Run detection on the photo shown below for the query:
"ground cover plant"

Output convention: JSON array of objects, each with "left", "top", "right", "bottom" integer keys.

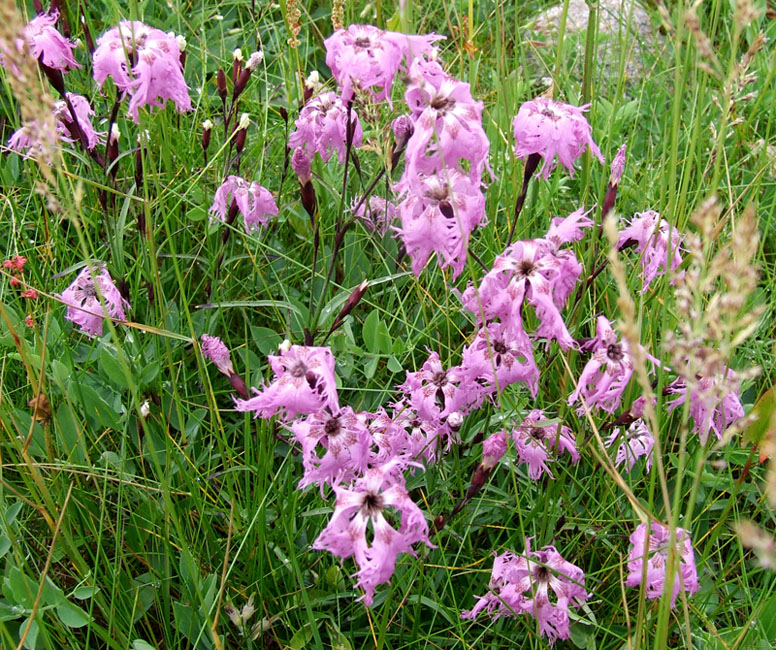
[{"left": 0, "top": 0, "right": 775, "bottom": 648}]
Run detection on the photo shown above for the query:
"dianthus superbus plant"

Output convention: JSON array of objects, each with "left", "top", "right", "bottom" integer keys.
[{"left": 1, "top": 1, "right": 774, "bottom": 649}]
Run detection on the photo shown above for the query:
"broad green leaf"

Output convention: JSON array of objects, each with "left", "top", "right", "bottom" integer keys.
[
  {"left": 362, "top": 310, "right": 379, "bottom": 354},
  {"left": 56, "top": 601, "right": 91, "bottom": 628}
]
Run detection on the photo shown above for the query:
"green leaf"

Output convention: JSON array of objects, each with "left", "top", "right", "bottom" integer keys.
[
  {"left": 288, "top": 623, "right": 314, "bottom": 650},
  {"left": 21, "top": 615, "right": 38, "bottom": 650},
  {"left": 50, "top": 359, "right": 71, "bottom": 390},
  {"left": 56, "top": 601, "right": 91, "bottom": 628},
  {"left": 99, "top": 347, "right": 129, "bottom": 390},
  {"left": 387, "top": 356, "right": 403, "bottom": 373},
  {"left": 72, "top": 585, "right": 100, "bottom": 600},
  {"left": 364, "top": 355, "right": 379, "bottom": 379},
  {"left": 362, "top": 310, "right": 379, "bottom": 354},
  {"left": 139, "top": 362, "right": 160, "bottom": 386},
  {"left": 375, "top": 320, "right": 392, "bottom": 355},
  {"left": 132, "top": 641, "right": 158, "bottom": 650},
  {"left": 252, "top": 326, "right": 282, "bottom": 355}
]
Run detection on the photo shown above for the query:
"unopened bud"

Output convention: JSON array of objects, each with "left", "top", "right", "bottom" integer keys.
[
  {"left": 447, "top": 411, "right": 463, "bottom": 432},
  {"left": 291, "top": 147, "right": 311, "bottom": 182},
  {"left": 304, "top": 70, "right": 323, "bottom": 93},
  {"left": 201, "top": 119, "right": 213, "bottom": 154},
  {"left": 279, "top": 339, "right": 292, "bottom": 353},
  {"left": 232, "top": 49, "right": 243, "bottom": 83},
  {"left": 217, "top": 68, "right": 227, "bottom": 102},
  {"left": 176, "top": 34, "right": 187, "bottom": 52},
  {"left": 247, "top": 51, "right": 264, "bottom": 70},
  {"left": 609, "top": 144, "right": 626, "bottom": 188},
  {"left": 140, "top": 400, "right": 151, "bottom": 418},
  {"left": 238, "top": 113, "right": 250, "bottom": 130}
]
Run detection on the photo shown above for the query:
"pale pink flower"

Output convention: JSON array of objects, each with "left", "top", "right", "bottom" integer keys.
[
  {"left": 54, "top": 94, "right": 105, "bottom": 150},
  {"left": 58, "top": 264, "right": 129, "bottom": 337},
  {"left": 463, "top": 540, "right": 589, "bottom": 645},
  {"left": 7, "top": 119, "right": 59, "bottom": 161},
  {"left": 0, "top": 10, "right": 80, "bottom": 72},
  {"left": 481, "top": 430, "right": 507, "bottom": 469},
  {"left": 93, "top": 21, "right": 192, "bottom": 122},
  {"left": 393, "top": 169, "right": 486, "bottom": 279},
  {"left": 606, "top": 418, "right": 654, "bottom": 472},
  {"left": 617, "top": 210, "right": 683, "bottom": 292},
  {"left": 288, "top": 91, "right": 363, "bottom": 164},
  {"left": 291, "top": 407, "right": 372, "bottom": 489},
  {"left": 399, "top": 350, "right": 475, "bottom": 423},
  {"left": 234, "top": 344, "right": 339, "bottom": 420},
  {"left": 666, "top": 370, "right": 745, "bottom": 444},
  {"left": 324, "top": 24, "right": 442, "bottom": 104},
  {"left": 512, "top": 97, "right": 603, "bottom": 179},
  {"left": 352, "top": 196, "right": 396, "bottom": 236},
  {"left": 625, "top": 521, "right": 700, "bottom": 607},
  {"left": 209, "top": 175, "right": 278, "bottom": 232},
  {"left": 610, "top": 144, "right": 627, "bottom": 187},
  {"left": 460, "top": 321, "right": 539, "bottom": 399},
  {"left": 200, "top": 335, "right": 235, "bottom": 376},
  {"left": 568, "top": 316, "right": 635, "bottom": 413},
  {"left": 401, "top": 57, "right": 491, "bottom": 187},
  {"left": 511, "top": 410, "right": 579, "bottom": 480},
  {"left": 312, "top": 462, "right": 434, "bottom": 605}
]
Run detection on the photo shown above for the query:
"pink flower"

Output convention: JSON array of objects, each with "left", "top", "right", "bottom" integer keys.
[
  {"left": 512, "top": 98, "right": 603, "bottom": 179},
  {"left": 511, "top": 410, "right": 579, "bottom": 480},
  {"left": 54, "top": 94, "right": 105, "bottom": 150},
  {"left": 666, "top": 370, "right": 745, "bottom": 444},
  {"left": 393, "top": 169, "right": 486, "bottom": 279},
  {"left": 568, "top": 316, "right": 635, "bottom": 413},
  {"left": 606, "top": 418, "right": 654, "bottom": 472},
  {"left": 545, "top": 205, "right": 595, "bottom": 247},
  {"left": 461, "top": 321, "right": 539, "bottom": 398},
  {"left": 93, "top": 21, "right": 192, "bottom": 122},
  {"left": 462, "top": 240, "right": 576, "bottom": 349},
  {"left": 324, "top": 25, "right": 442, "bottom": 104},
  {"left": 352, "top": 196, "right": 396, "bottom": 236},
  {"left": 291, "top": 407, "right": 372, "bottom": 489},
  {"left": 58, "top": 264, "right": 130, "bottom": 337},
  {"left": 200, "top": 334, "right": 235, "bottom": 376},
  {"left": 463, "top": 540, "right": 589, "bottom": 645},
  {"left": 312, "top": 462, "right": 434, "bottom": 605},
  {"left": 625, "top": 521, "right": 700, "bottom": 607},
  {"left": 209, "top": 175, "right": 278, "bottom": 232},
  {"left": 618, "top": 210, "right": 684, "bottom": 292},
  {"left": 7, "top": 118, "right": 59, "bottom": 161},
  {"left": 234, "top": 344, "right": 338, "bottom": 420},
  {"left": 401, "top": 57, "right": 491, "bottom": 188},
  {"left": 288, "top": 91, "right": 363, "bottom": 164},
  {"left": 0, "top": 11, "right": 80, "bottom": 72},
  {"left": 481, "top": 430, "right": 507, "bottom": 469},
  {"left": 610, "top": 144, "right": 627, "bottom": 187},
  {"left": 399, "top": 350, "right": 474, "bottom": 422}
]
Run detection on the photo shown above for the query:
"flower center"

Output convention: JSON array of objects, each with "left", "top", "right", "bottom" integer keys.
[
  {"left": 540, "top": 107, "right": 561, "bottom": 122},
  {"left": 518, "top": 259, "right": 536, "bottom": 277},
  {"left": 432, "top": 370, "right": 448, "bottom": 387},
  {"left": 361, "top": 492, "right": 384, "bottom": 517},
  {"left": 290, "top": 361, "right": 308, "bottom": 378},
  {"left": 493, "top": 340, "right": 508, "bottom": 355},
  {"left": 534, "top": 566, "right": 551, "bottom": 582},
  {"left": 528, "top": 427, "right": 546, "bottom": 441},
  {"left": 607, "top": 343, "right": 624, "bottom": 362},
  {"left": 354, "top": 37, "right": 372, "bottom": 49},
  {"left": 429, "top": 95, "right": 455, "bottom": 114},
  {"left": 324, "top": 416, "right": 340, "bottom": 436}
]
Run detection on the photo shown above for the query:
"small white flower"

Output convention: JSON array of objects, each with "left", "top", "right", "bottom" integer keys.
[
  {"left": 110, "top": 124, "right": 120, "bottom": 143},
  {"left": 278, "top": 339, "right": 292, "bottom": 353},
  {"left": 202, "top": 119, "right": 214, "bottom": 131},
  {"left": 176, "top": 34, "right": 188, "bottom": 52},
  {"left": 247, "top": 51, "right": 264, "bottom": 70},
  {"left": 238, "top": 113, "right": 251, "bottom": 130},
  {"left": 140, "top": 400, "right": 151, "bottom": 418},
  {"left": 304, "top": 70, "right": 323, "bottom": 92},
  {"left": 233, "top": 48, "right": 244, "bottom": 61}
]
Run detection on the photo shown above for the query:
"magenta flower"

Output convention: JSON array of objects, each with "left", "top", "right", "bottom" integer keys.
[
  {"left": 666, "top": 370, "right": 745, "bottom": 444},
  {"left": 324, "top": 24, "right": 442, "bottom": 104},
  {"left": 461, "top": 321, "right": 539, "bottom": 398},
  {"left": 7, "top": 118, "right": 59, "bottom": 161},
  {"left": 394, "top": 169, "right": 486, "bottom": 279},
  {"left": 463, "top": 540, "right": 589, "bottom": 645},
  {"left": 93, "top": 21, "right": 192, "bottom": 122},
  {"left": 291, "top": 407, "right": 372, "bottom": 489},
  {"left": 288, "top": 91, "right": 363, "bottom": 164},
  {"left": 0, "top": 10, "right": 80, "bottom": 72},
  {"left": 568, "top": 316, "right": 635, "bottom": 413},
  {"left": 481, "top": 430, "right": 507, "bottom": 469},
  {"left": 618, "top": 210, "right": 684, "bottom": 292},
  {"left": 312, "top": 462, "right": 434, "bottom": 605},
  {"left": 511, "top": 410, "right": 579, "bottom": 480},
  {"left": 234, "top": 344, "right": 339, "bottom": 420},
  {"left": 401, "top": 57, "right": 491, "bottom": 187},
  {"left": 209, "top": 175, "right": 278, "bottom": 233},
  {"left": 512, "top": 97, "right": 603, "bottom": 179},
  {"left": 610, "top": 144, "right": 627, "bottom": 187},
  {"left": 58, "top": 264, "right": 129, "bottom": 337},
  {"left": 625, "top": 521, "right": 700, "bottom": 607},
  {"left": 606, "top": 418, "right": 654, "bottom": 472},
  {"left": 200, "top": 334, "right": 235, "bottom": 376}
]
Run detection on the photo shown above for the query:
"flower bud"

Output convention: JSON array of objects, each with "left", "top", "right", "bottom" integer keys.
[{"left": 217, "top": 68, "right": 227, "bottom": 103}]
